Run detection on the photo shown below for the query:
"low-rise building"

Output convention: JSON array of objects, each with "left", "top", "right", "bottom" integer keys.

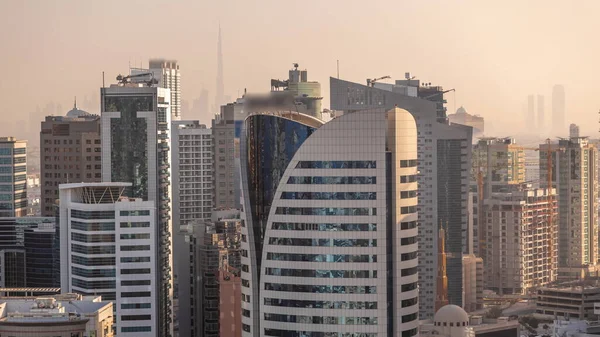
[
  {"left": 536, "top": 283, "right": 600, "bottom": 320},
  {"left": 420, "top": 304, "right": 520, "bottom": 337},
  {"left": 0, "top": 296, "right": 113, "bottom": 337}
]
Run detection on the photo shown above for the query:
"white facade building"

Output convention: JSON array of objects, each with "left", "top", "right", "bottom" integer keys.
[
  {"left": 132, "top": 59, "right": 181, "bottom": 121},
  {"left": 59, "top": 182, "right": 157, "bottom": 336},
  {"left": 240, "top": 108, "right": 419, "bottom": 336}
]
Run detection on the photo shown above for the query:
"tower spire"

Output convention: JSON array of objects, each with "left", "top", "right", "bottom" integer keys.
[{"left": 74, "top": 96, "right": 77, "bottom": 109}]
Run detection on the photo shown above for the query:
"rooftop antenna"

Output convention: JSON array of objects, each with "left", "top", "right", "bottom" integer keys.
[{"left": 337, "top": 60, "right": 339, "bottom": 79}]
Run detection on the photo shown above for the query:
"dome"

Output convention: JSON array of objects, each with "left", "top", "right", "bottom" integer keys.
[
  {"left": 434, "top": 304, "right": 469, "bottom": 324},
  {"left": 456, "top": 106, "right": 467, "bottom": 115},
  {"left": 66, "top": 97, "right": 90, "bottom": 118}
]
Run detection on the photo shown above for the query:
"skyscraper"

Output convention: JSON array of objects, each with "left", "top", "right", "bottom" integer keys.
[
  {"left": 541, "top": 136, "right": 599, "bottom": 280},
  {"left": 59, "top": 182, "right": 157, "bottom": 336},
  {"left": 101, "top": 83, "right": 174, "bottom": 336},
  {"left": 537, "top": 95, "right": 545, "bottom": 131},
  {"left": 131, "top": 59, "right": 182, "bottom": 121},
  {"left": 0, "top": 137, "right": 27, "bottom": 217},
  {"left": 330, "top": 76, "right": 472, "bottom": 319},
  {"left": 240, "top": 107, "right": 419, "bottom": 336},
  {"left": 215, "top": 25, "right": 225, "bottom": 110},
  {"left": 552, "top": 85, "right": 566, "bottom": 134},
  {"left": 39, "top": 104, "right": 101, "bottom": 216},
  {"left": 212, "top": 100, "right": 242, "bottom": 210},
  {"left": 527, "top": 95, "right": 535, "bottom": 129}
]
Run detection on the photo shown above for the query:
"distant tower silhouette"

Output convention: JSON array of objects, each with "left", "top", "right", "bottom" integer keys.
[
  {"left": 435, "top": 227, "right": 449, "bottom": 312},
  {"left": 527, "top": 95, "right": 536, "bottom": 129},
  {"left": 215, "top": 24, "right": 225, "bottom": 109},
  {"left": 552, "top": 85, "right": 566, "bottom": 134},
  {"left": 537, "top": 95, "right": 545, "bottom": 131}
]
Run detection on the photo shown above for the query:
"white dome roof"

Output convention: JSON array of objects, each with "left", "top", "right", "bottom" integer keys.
[
  {"left": 434, "top": 304, "right": 469, "bottom": 324},
  {"left": 456, "top": 106, "right": 467, "bottom": 114}
]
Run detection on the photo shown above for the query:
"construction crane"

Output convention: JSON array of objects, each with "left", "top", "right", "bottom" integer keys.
[
  {"left": 422, "top": 88, "right": 455, "bottom": 100},
  {"left": 116, "top": 72, "right": 158, "bottom": 86},
  {"left": 366, "top": 75, "right": 391, "bottom": 87}
]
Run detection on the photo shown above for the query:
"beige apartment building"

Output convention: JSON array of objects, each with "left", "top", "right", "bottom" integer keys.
[
  {"left": 39, "top": 104, "right": 100, "bottom": 216},
  {"left": 483, "top": 184, "right": 558, "bottom": 295}
]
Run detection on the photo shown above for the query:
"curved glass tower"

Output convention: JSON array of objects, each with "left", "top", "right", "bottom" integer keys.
[{"left": 240, "top": 109, "right": 419, "bottom": 337}]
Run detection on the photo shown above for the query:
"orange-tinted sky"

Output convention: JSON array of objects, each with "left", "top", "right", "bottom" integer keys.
[{"left": 1, "top": 0, "right": 599, "bottom": 142}]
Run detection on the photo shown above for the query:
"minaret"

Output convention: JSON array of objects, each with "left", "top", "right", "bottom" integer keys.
[
  {"left": 435, "top": 227, "right": 449, "bottom": 312},
  {"left": 215, "top": 24, "right": 224, "bottom": 108}
]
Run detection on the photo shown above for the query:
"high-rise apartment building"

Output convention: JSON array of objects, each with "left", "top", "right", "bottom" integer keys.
[
  {"left": 541, "top": 137, "right": 599, "bottom": 280},
  {"left": 132, "top": 59, "right": 181, "bottom": 121},
  {"left": 483, "top": 184, "right": 558, "bottom": 295},
  {"left": 212, "top": 101, "right": 240, "bottom": 210},
  {"left": 40, "top": 104, "right": 101, "bottom": 216},
  {"left": 330, "top": 76, "right": 472, "bottom": 319},
  {"left": 0, "top": 137, "right": 27, "bottom": 217},
  {"left": 570, "top": 123, "right": 580, "bottom": 138},
  {"left": 537, "top": 95, "right": 545, "bottom": 131},
  {"left": 552, "top": 85, "right": 566, "bottom": 135},
  {"left": 59, "top": 182, "right": 157, "bottom": 336},
  {"left": 101, "top": 83, "right": 173, "bottom": 337},
  {"left": 177, "top": 209, "right": 242, "bottom": 337},
  {"left": 462, "top": 254, "right": 483, "bottom": 312},
  {"left": 240, "top": 107, "right": 419, "bottom": 336}
]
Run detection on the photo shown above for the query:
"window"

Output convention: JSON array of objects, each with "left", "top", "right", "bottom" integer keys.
[
  {"left": 121, "top": 291, "right": 151, "bottom": 298},
  {"left": 275, "top": 207, "right": 377, "bottom": 216},
  {"left": 121, "top": 326, "right": 151, "bottom": 333},
  {"left": 121, "top": 280, "right": 151, "bottom": 286},
  {"left": 272, "top": 223, "right": 376, "bottom": 231},
  {"left": 400, "top": 206, "right": 417, "bottom": 214},
  {"left": 71, "top": 232, "right": 115, "bottom": 243},
  {"left": 71, "top": 221, "right": 115, "bottom": 231},
  {"left": 400, "top": 159, "right": 418, "bottom": 167},
  {"left": 401, "top": 297, "right": 418, "bottom": 308},
  {"left": 71, "top": 210, "right": 114, "bottom": 219},
  {"left": 121, "top": 245, "right": 150, "bottom": 251},
  {"left": 120, "top": 233, "right": 150, "bottom": 240},
  {"left": 265, "top": 283, "right": 375, "bottom": 294},
  {"left": 267, "top": 253, "right": 376, "bottom": 263},
  {"left": 268, "top": 237, "right": 376, "bottom": 247},
  {"left": 400, "top": 175, "right": 417, "bottom": 183},
  {"left": 265, "top": 268, "right": 373, "bottom": 278},
  {"left": 401, "top": 282, "right": 418, "bottom": 292},
  {"left": 400, "top": 221, "right": 418, "bottom": 230},
  {"left": 401, "top": 267, "right": 418, "bottom": 277},
  {"left": 71, "top": 244, "right": 115, "bottom": 255},
  {"left": 264, "top": 313, "right": 377, "bottom": 325},
  {"left": 400, "top": 190, "right": 418, "bottom": 199},
  {"left": 72, "top": 278, "right": 116, "bottom": 289},
  {"left": 295, "top": 161, "right": 376, "bottom": 169},
  {"left": 121, "top": 303, "right": 151, "bottom": 309},
  {"left": 287, "top": 176, "right": 376, "bottom": 184},
  {"left": 72, "top": 255, "right": 115, "bottom": 266},
  {"left": 121, "top": 256, "right": 151, "bottom": 263},
  {"left": 121, "top": 315, "right": 152, "bottom": 321},
  {"left": 72, "top": 266, "right": 115, "bottom": 278},
  {"left": 264, "top": 298, "right": 377, "bottom": 309},
  {"left": 280, "top": 192, "right": 376, "bottom": 200},
  {"left": 120, "top": 222, "right": 150, "bottom": 228},
  {"left": 120, "top": 268, "right": 151, "bottom": 275},
  {"left": 401, "top": 236, "right": 417, "bottom": 245},
  {"left": 120, "top": 210, "right": 150, "bottom": 216}
]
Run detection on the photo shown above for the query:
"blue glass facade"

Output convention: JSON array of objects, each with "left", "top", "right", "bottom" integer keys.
[{"left": 242, "top": 114, "right": 316, "bottom": 280}]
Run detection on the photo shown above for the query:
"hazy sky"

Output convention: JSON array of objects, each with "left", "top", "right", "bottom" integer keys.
[{"left": 2, "top": 0, "right": 600, "bottom": 143}]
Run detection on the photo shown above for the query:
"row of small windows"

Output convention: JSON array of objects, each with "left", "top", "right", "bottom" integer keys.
[
  {"left": 72, "top": 266, "right": 116, "bottom": 278},
  {"left": 401, "top": 221, "right": 418, "bottom": 230},
  {"left": 401, "top": 236, "right": 417, "bottom": 246},
  {"left": 400, "top": 159, "right": 418, "bottom": 168},
  {"left": 121, "top": 303, "right": 151, "bottom": 309},
  {"left": 0, "top": 183, "right": 24, "bottom": 192},
  {"left": 120, "top": 233, "right": 150, "bottom": 240},
  {"left": 121, "top": 315, "right": 152, "bottom": 321},
  {"left": 401, "top": 266, "right": 418, "bottom": 277},
  {"left": 401, "top": 206, "right": 417, "bottom": 214},
  {"left": 71, "top": 232, "right": 114, "bottom": 243},
  {"left": 121, "top": 326, "right": 151, "bottom": 333},
  {"left": 265, "top": 330, "right": 376, "bottom": 337},
  {"left": 280, "top": 192, "right": 376, "bottom": 200},
  {"left": 272, "top": 222, "right": 377, "bottom": 231},
  {"left": 71, "top": 221, "right": 115, "bottom": 231},
  {"left": 402, "top": 282, "right": 418, "bottom": 292},
  {"left": 264, "top": 313, "right": 378, "bottom": 325},
  {"left": 72, "top": 255, "right": 115, "bottom": 266},
  {"left": 265, "top": 283, "right": 376, "bottom": 294},
  {"left": 400, "top": 175, "right": 417, "bottom": 183},
  {"left": 401, "top": 252, "right": 418, "bottom": 261},
  {"left": 0, "top": 158, "right": 25, "bottom": 164},
  {"left": 275, "top": 207, "right": 377, "bottom": 216},
  {"left": 71, "top": 244, "right": 115, "bottom": 255},
  {"left": 121, "top": 291, "right": 151, "bottom": 298},
  {"left": 265, "top": 268, "right": 375, "bottom": 279},
  {"left": 121, "top": 256, "right": 151, "bottom": 263},
  {"left": 122, "top": 279, "right": 151, "bottom": 286},
  {"left": 71, "top": 209, "right": 115, "bottom": 219},
  {"left": 264, "top": 298, "right": 377, "bottom": 309},
  {"left": 121, "top": 245, "right": 150, "bottom": 251},
  {"left": 287, "top": 176, "right": 376, "bottom": 185},
  {"left": 401, "top": 297, "right": 418, "bottom": 308},
  {"left": 120, "top": 210, "right": 150, "bottom": 216},
  {"left": 72, "top": 278, "right": 115, "bottom": 289},
  {"left": 402, "top": 328, "right": 418, "bottom": 337},
  {"left": 121, "top": 268, "right": 151, "bottom": 275},
  {"left": 268, "top": 237, "right": 377, "bottom": 247},
  {"left": 295, "top": 161, "right": 376, "bottom": 169},
  {"left": 435, "top": 321, "right": 469, "bottom": 327},
  {"left": 120, "top": 221, "right": 150, "bottom": 228},
  {"left": 267, "top": 252, "right": 377, "bottom": 263}
]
